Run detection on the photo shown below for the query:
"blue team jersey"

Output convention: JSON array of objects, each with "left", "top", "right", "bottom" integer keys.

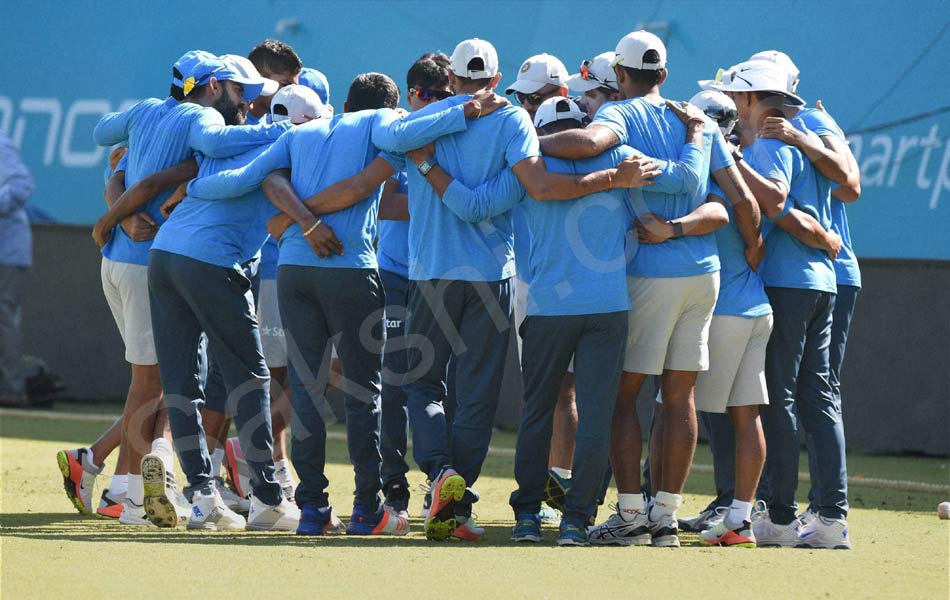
[
  {"left": 441, "top": 146, "right": 640, "bottom": 316},
  {"left": 795, "top": 108, "right": 861, "bottom": 288},
  {"left": 377, "top": 169, "right": 411, "bottom": 278},
  {"left": 707, "top": 182, "right": 771, "bottom": 317},
  {"left": 151, "top": 144, "right": 275, "bottom": 270},
  {"left": 592, "top": 97, "right": 729, "bottom": 278},
  {"left": 93, "top": 98, "right": 287, "bottom": 265},
  {"left": 402, "top": 95, "right": 540, "bottom": 282},
  {"left": 259, "top": 237, "right": 279, "bottom": 279},
  {"left": 188, "top": 103, "right": 469, "bottom": 270},
  {"left": 747, "top": 137, "right": 837, "bottom": 293},
  {"left": 512, "top": 204, "right": 531, "bottom": 284}
]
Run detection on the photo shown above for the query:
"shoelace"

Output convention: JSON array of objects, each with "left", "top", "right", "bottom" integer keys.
[
  {"left": 751, "top": 499, "right": 769, "bottom": 522},
  {"left": 417, "top": 480, "right": 431, "bottom": 494}
]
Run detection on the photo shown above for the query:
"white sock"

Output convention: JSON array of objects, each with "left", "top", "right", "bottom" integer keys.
[
  {"left": 151, "top": 438, "right": 176, "bottom": 476},
  {"left": 81, "top": 449, "right": 103, "bottom": 474},
  {"left": 550, "top": 467, "right": 572, "bottom": 479},
  {"left": 109, "top": 474, "right": 128, "bottom": 496},
  {"left": 211, "top": 448, "right": 225, "bottom": 479},
  {"left": 128, "top": 474, "right": 144, "bottom": 505},
  {"left": 726, "top": 499, "right": 753, "bottom": 528},
  {"left": 617, "top": 493, "right": 646, "bottom": 521},
  {"left": 650, "top": 491, "right": 683, "bottom": 521}
]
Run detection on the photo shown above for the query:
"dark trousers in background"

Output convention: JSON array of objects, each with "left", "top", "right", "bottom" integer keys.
[
  {"left": 509, "top": 312, "right": 627, "bottom": 528},
  {"left": 278, "top": 265, "right": 385, "bottom": 510},
  {"left": 807, "top": 284, "right": 859, "bottom": 509},
  {"left": 402, "top": 278, "right": 512, "bottom": 516},
  {"left": 0, "top": 265, "right": 26, "bottom": 395},
  {"left": 759, "top": 287, "right": 847, "bottom": 525},
  {"left": 148, "top": 250, "right": 280, "bottom": 505},
  {"left": 379, "top": 268, "right": 411, "bottom": 495}
]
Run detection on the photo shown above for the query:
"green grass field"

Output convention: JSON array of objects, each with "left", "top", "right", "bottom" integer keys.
[{"left": 2, "top": 406, "right": 948, "bottom": 599}]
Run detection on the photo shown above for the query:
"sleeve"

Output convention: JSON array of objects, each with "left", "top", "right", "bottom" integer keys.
[
  {"left": 187, "top": 109, "right": 291, "bottom": 158},
  {"left": 644, "top": 142, "right": 705, "bottom": 195},
  {"left": 709, "top": 128, "right": 735, "bottom": 172},
  {"left": 186, "top": 131, "right": 293, "bottom": 200},
  {"left": 750, "top": 140, "right": 794, "bottom": 189},
  {"left": 93, "top": 99, "right": 152, "bottom": 146},
  {"left": 590, "top": 103, "right": 629, "bottom": 146},
  {"left": 371, "top": 105, "right": 468, "bottom": 153},
  {"left": 0, "top": 149, "right": 33, "bottom": 217},
  {"left": 797, "top": 109, "right": 845, "bottom": 140},
  {"left": 504, "top": 110, "right": 541, "bottom": 167},
  {"left": 440, "top": 168, "right": 526, "bottom": 223},
  {"left": 114, "top": 153, "right": 128, "bottom": 174}
]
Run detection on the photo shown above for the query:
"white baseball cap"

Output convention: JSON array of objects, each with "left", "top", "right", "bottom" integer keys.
[
  {"left": 219, "top": 54, "right": 279, "bottom": 97},
  {"left": 688, "top": 91, "right": 738, "bottom": 136},
  {"left": 270, "top": 84, "right": 326, "bottom": 124},
  {"left": 505, "top": 54, "right": 569, "bottom": 95},
  {"left": 706, "top": 60, "right": 805, "bottom": 106},
  {"left": 450, "top": 38, "right": 499, "bottom": 79},
  {"left": 533, "top": 97, "right": 586, "bottom": 129},
  {"left": 566, "top": 52, "right": 619, "bottom": 93},
  {"left": 748, "top": 50, "right": 800, "bottom": 94},
  {"left": 611, "top": 30, "right": 667, "bottom": 70}
]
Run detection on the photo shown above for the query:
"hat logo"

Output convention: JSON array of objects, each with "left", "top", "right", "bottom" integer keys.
[
  {"left": 183, "top": 76, "right": 196, "bottom": 96},
  {"left": 521, "top": 62, "right": 531, "bottom": 73}
]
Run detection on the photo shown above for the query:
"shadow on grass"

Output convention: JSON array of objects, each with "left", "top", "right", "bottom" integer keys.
[{"left": 1, "top": 512, "right": 724, "bottom": 549}]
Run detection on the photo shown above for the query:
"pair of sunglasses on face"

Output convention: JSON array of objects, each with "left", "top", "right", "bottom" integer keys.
[
  {"left": 408, "top": 87, "right": 454, "bottom": 101},
  {"left": 515, "top": 90, "right": 558, "bottom": 106}
]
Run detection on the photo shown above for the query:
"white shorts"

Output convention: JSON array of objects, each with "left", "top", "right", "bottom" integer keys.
[
  {"left": 101, "top": 257, "right": 157, "bottom": 365},
  {"left": 624, "top": 272, "right": 719, "bottom": 375},
  {"left": 257, "top": 278, "right": 287, "bottom": 368},
  {"left": 513, "top": 276, "right": 573, "bottom": 373},
  {"left": 694, "top": 314, "right": 773, "bottom": 413}
]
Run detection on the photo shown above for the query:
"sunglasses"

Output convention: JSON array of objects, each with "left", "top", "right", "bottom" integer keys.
[
  {"left": 579, "top": 60, "right": 617, "bottom": 88},
  {"left": 408, "top": 87, "right": 453, "bottom": 101},
  {"left": 515, "top": 91, "right": 554, "bottom": 106}
]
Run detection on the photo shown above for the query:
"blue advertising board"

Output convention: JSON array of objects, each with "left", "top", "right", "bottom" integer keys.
[{"left": 2, "top": 1, "right": 948, "bottom": 259}]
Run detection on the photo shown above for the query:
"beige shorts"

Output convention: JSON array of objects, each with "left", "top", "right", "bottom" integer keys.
[
  {"left": 101, "top": 257, "right": 157, "bottom": 365},
  {"left": 624, "top": 272, "right": 719, "bottom": 375},
  {"left": 257, "top": 278, "right": 287, "bottom": 368},
  {"left": 694, "top": 314, "right": 773, "bottom": 413}
]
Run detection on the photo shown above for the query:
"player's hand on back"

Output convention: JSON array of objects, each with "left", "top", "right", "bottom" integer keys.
[
  {"left": 407, "top": 142, "right": 436, "bottom": 165},
  {"left": 665, "top": 100, "right": 706, "bottom": 125},
  {"left": 470, "top": 90, "right": 510, "bottom": 118},
  {"left": 614, "top": 155, "right": 661, "bottom": 188},
  {"left": 120, "top": 213, "right": 158, "bottom": 243}
]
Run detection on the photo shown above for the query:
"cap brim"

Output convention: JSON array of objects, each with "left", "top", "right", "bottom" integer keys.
[
  {"left": 565, "top": 74, "right": 601, "bottom": 93},
  {"left": 708, "top": 80, "right": 805, "bottom": 106},
  {"left": 505, "top": 79, "right": 546, "bottom": 95},
  {"left": 697, "top": 79, "right": 719, "bottom": 91},
  {"left": 260, "top": 79, "right": 280, "bottom": 97}
]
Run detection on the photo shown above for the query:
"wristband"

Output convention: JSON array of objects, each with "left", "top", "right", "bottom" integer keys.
[
  {"left": 303, "top": 219, "right": 322, "bottom": 237},
  {"left": 670, "top": 220, "right": 684, "bottom": 238}
]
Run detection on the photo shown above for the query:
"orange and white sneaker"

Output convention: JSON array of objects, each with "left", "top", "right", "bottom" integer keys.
[
  {"left": 56, "top": 448, "right": 99, "bottom": 515},
  {"left": 96, "top": 488, "right": 125, "bottom": 519},
  {"left": 224, "top": 437, "right": 252, "bottom": 499},
  {"left": 701, "top": 520, "right": 757, "bottom": 548},
  {"left": 452, "top": 515, "right": 485, "bottom": 541},
  {"left": 424, "top": 467, "right": 466, "bottom": 541}
]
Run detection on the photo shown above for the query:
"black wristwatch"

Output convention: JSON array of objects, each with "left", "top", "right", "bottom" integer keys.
[
  {"left": 670, "top": 220, "right": 684, "bottom": 239},
  {"left": 732, "top": 148, "right": 744, "bottom": 163},
  {"left": 417, "top": 156, "right": 437, "bottom": 176}
]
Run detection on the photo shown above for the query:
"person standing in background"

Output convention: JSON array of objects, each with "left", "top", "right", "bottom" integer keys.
[{"left": 0, "top": 133, "right": 34, "bottom": 408}]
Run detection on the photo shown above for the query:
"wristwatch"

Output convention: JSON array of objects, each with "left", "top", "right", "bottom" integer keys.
[
  {"left": 670, "top": 220, "right": 684, "bottom": 239},
  {"left": 417, "top": 156, "right": 437, "bottom": 176},
  {"left": 732, "top": 147, "right": 744, "bottom": 163}
]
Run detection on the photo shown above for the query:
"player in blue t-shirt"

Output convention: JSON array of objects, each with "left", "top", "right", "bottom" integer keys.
[
  {"left": 539, "top": 31, "right": 751, "bottom": 547},
  {"left": 713, "top": 59, "right": 851, "bottom": 550}
]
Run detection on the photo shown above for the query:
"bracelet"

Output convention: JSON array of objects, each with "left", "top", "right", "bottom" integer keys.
[{"left": 302, "top": 219, "right": 322, "bottom": 237}]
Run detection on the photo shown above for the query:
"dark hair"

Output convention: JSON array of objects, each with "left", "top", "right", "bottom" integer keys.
[
  {"left": 346, "top": 72, "right": 399, "bottom": 112},
  {"left": 417, "top": 52, "right": 451, "bottom": 69},
  {"left": 618, "top": 64, "right": 662, "bottom": 87},
  {"left": 248, "top": 39, "right": 302, "bottom": 76},
  {"left": 407, "top": 56, "right": 450, "bottom": 90},
  {"left": 454, "top": 57, "right": 492, "bottom": 87}
]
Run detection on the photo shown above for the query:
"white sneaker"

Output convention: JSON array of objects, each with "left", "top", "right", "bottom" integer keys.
[
  {"left": 274, "top": 464, "right": 297, "bottom": 503},
  {"left": 118, "top": 498, "right": 153, "bottom": 527},
  {"left": 588, "top": 505, "right": 651, "bottom": 546},
  {"left": 141, "top": 454, "right": 185, "bottom": 528},
  {"left": 539, "top": 505, "right": 562, "bottom": 526},
  {"left": 56, "top": 448, "right": 99, "bottom": 515},
  {"left": 188, "top": 488, "right": 247, "bottom": 531},
  {"left": 216, "top": 477, "right": 251, "bottom": 514},
  {"left": 648, "top": 511, "right": 681, "bottom": 547},
  {"left": 797, "top": 515, "right": 851, "bottom": 550},
  {"left": 751, "top": 512, "right": 801, "bottom": 547},
  {"left": 246, "top": 496, "right": 300, "bottom": 531},
  {"left": 797, "top": 506, "right": 819, "bottom": 528},
  {"left": 679, "top": 505, "right": 727, "bottom": 532}
]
